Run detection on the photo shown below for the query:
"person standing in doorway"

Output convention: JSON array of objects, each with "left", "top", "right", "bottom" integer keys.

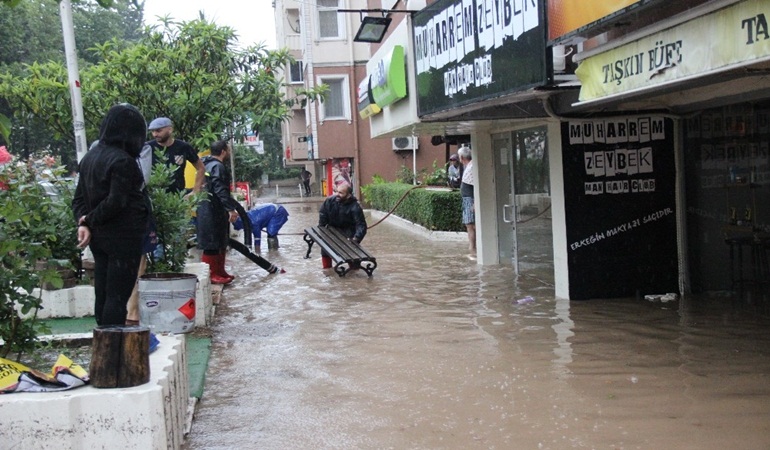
[
  {"left": 458, "top": 144, "right": 476, "bottom": 258},
  {"left": 447, "top": 153, "right": 462, "bottom": 188},
  {"left": 197, "top": 140, "right": 239, "bottom": 284},
  {"left": 301, "top": 168, "right": 312, "bottom": 196},
  {"left": 72, "top": 103, "right": 150, "bottom": 326}
]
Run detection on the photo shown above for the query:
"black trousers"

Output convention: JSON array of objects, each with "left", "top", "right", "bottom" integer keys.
[{"left": 90, "top": 232, "right": 143, "bottom": 326}]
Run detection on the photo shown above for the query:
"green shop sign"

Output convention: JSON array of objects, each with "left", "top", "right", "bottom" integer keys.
[{"left": 371, "top": 45, "right": 407, "bottom": 108}]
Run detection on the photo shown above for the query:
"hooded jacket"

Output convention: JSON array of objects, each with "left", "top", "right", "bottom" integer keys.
[
  {"left": 196, "top": 155, "right": 236, "bottom": 251},
  {"left": 72, "top": 104, "right": 149, "bottom": 237}
]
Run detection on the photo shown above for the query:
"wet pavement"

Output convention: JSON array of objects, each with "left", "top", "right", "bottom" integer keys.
[{"left": 184, "top": 195, "right": 770, "bottom": 450}]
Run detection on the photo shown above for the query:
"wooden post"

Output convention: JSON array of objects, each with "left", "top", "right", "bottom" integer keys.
[{"left": 90, "top": 325, "right": 151, "bottom": 388}]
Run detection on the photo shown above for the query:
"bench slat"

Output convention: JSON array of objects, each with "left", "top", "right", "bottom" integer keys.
[{"left": 303, "top": 226, "right": 377, "bottom": 277}]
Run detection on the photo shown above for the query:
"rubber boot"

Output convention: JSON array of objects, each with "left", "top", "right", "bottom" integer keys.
[
  {"left": 218, "top": 252, "right": 235, "bottom": 283},
  {"left": 321, "top": 256, "right": 332, "bottom": 269},
  {"left": 202, "top": 254, "right": 232, "bottom": 285}
]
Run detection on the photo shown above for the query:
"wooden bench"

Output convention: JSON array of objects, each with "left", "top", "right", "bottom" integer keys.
[{"left": 303, "top": 226, "right": 377, "bottom": 277}]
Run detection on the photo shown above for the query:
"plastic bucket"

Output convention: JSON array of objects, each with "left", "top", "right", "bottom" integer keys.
[{"left": 138, "top": 273, "right": 197, "bottom": 334}]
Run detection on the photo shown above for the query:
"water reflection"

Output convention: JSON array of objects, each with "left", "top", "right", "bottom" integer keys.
[{"left": 185, "top": 200, "right": 770, "bottom": 450}]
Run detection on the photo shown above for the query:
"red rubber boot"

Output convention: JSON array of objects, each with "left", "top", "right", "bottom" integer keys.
[
  {"left": 202, "top": 254, "right": 232, "bottom": 285},
  {"left": 321, "top": 256, "right": 332, "bottom": 269},
  {"left": 218, "top": 252, "right": 235, "bottom": 283}
]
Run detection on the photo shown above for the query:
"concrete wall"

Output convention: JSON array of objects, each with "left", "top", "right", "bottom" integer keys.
[{"left": 0, "top": 334, "right": 190, "bottom": 449}]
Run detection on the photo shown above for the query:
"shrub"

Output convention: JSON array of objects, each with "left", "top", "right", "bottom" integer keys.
[
  {"left": 363, "top": 181, "right": 463, "bottom": 232},
  {"left": 145, "top": 153, "right": 203, "bottom": 274},
  {"left": 0, "top": 156, "right": 73, "bottom": 358}
]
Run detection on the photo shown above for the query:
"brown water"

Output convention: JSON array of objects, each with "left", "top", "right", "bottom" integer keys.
[{"left": 184, "top": 200, "right": 770, "bottom": 450}]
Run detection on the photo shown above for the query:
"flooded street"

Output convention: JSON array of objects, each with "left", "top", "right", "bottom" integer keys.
[{"left": 184, "top": 199, "right": 770, "bottom": 450}]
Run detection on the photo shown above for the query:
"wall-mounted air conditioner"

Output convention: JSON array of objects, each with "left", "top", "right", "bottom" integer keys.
[{"left": 392, "top": 136, "right": 418, "bottom": 151}]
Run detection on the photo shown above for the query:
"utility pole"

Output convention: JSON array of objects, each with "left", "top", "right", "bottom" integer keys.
[{"left": 60, "top": 0, "right": 88, "bottom": 163}]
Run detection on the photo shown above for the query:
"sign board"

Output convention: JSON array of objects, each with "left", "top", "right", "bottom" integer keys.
[
  {"left": 371, "top": 45, "right": 407, "bottom": 109},
  {"left": 358, "top": 75, "right": 383, "bottom": 119},
  {"left": 413, "top": 0, "right": 547, "bottom": 117},
  {"left": 561, "top": 116, "right": 678, "bottom": 299},
  {"left": 547, "top": 0, "right": 641, "bottom": 41},
  {"left": 576, "top": 0, "right": 770, "bottom": 104}
]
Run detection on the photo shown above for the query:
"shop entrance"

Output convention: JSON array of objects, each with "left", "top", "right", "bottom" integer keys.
[{"left": 493, "top": 127, "right": 552, "bottom": 273}]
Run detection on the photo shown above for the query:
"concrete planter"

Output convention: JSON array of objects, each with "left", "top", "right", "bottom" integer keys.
[
  {"left": 27, "top": 262, "right": 212, "bottom": 328},
  {"left": 0, "top": 333, "right": 190, "bottom": 449}
]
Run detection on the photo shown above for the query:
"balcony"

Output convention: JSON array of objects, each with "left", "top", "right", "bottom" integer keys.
[{"left": 279, "top": 34, "right": 303, "bottom": 51}]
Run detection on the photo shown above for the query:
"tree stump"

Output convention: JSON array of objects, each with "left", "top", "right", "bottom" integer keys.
[{"left": 90, "top": 325, "right": 151, "bottom": 388}]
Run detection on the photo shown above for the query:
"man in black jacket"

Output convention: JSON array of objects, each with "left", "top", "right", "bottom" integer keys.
[
  {"left": 196, "top": 140, "right": 239, "bottom": 284},
  {"left": 318, "top": 182, "right": 367, "bottom": 269},
  {"left": 72, "top": 103, "right": 149, "bottom": 326}
]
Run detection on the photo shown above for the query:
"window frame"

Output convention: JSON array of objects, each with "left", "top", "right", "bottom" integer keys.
[
  {"left": 289, "top": 60, "right": 304, "bottom": 84},
  {"left": 317, "top": 0, "right": 345, "bottom": 40},
  {"left": 317, "top": 75, "right": 351, "bottom": 121}
]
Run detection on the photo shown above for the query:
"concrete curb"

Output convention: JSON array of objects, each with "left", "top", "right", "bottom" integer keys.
[{"left": 367, "top": 209, "right": 467, "bottom": 242}]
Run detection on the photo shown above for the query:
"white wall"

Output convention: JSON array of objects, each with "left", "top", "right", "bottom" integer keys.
[
  {"left": 473, "top": 132, "right": 499, "bottom": 265},
  {"left": 547, "top": 120, "right": 570, "bottom": 298}
]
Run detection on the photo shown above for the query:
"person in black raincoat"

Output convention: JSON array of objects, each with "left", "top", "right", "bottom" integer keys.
[
  {"left": 318, "top": 182, "right": 367, "bottom": 268},
  {"left": 196, "top": 140, "right": 239, "bottom": 284},
  {"left": 72, "top": 103, "right": 149, "bottom": 326}
]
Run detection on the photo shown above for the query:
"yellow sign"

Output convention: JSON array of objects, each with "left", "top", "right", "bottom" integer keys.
[
  {"left": 548, "top": 0, "right": 640, "bottom": 40},
  {"left": 576, "top": 0, "right": 770, "bottom": 103}
]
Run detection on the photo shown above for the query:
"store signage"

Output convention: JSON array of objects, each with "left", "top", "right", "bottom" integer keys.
[
  {"left": 576, "top": 0, "right": 770, "bottom": 103},
  {"left": 358, "top": 75, "right": 382, "bottom": 119},
  {"left": 547, "top": 0, "right": 641, "bottom": 41},
  {"left": 561, "top": 116, "right": 678, "bottom": 299},
  {"left": 371, "top": 45, "right": 407, "bottom": 108},
  {"left": 413, "top": 0, "right": 547, "bottom": 116}
]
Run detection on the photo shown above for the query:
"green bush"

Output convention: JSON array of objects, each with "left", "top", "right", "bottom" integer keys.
[
  {"left": 362, "top": 181, "right": 463, "bottom": 232},
  {"left": 0, "top": 158, "right": 71, "bottom": 358},
  {"left": 146, "top": 152, "right": 203, "bottom": 274}
]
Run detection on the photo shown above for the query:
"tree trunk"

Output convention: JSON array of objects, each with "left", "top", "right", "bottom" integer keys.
[{"left": 89, "top": 325, "right": 150, "bottom": 388}]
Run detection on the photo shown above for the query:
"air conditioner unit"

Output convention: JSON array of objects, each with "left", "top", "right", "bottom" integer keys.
[{"left": 392, "top": 136, "right": 418, "bottom": 151}]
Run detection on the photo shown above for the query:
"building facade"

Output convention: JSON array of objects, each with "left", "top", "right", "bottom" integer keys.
[
  {"left": 364, "top": 0, "right": 770, "bottom": 301},
  {"left": 273, "top": 0, "right": 453, "bottom": 197}
]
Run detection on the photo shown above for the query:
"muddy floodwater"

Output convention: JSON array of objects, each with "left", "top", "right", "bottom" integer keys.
[{"left": 184, "top": 199, "right": 770, "bottom": 450}]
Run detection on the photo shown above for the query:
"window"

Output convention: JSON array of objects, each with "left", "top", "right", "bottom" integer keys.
[
  {"left": 286, "top": 8, "right": 301, "bottom": 34},
  {"left": 318, "top": 76, "right": 349, "bottom": 120},
  {"left": 289, "top": 61, "right": 304, "bottom": 84},
  {"left": 318, "top": 0, "right": 343, "bottom": 39}
]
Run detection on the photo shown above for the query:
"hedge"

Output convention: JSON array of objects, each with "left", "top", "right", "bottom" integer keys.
[{"left": 362, "top": 182, "right": 464, "bottom": 232}]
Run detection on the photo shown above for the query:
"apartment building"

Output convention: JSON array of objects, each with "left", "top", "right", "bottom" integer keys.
[{"left": 273, "top": 0, "right": 450, "bottom": 197}]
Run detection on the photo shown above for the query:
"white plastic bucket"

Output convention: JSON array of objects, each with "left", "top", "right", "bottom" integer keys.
[{"left": 138, "top": 273, "right": 198, "bottom": 334}]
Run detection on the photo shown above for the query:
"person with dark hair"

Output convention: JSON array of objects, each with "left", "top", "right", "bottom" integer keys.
[
  {"left": 447, "top": 153, "right": 462, "bottom": 188},
  {"left": 72, "top": 103, "right": 150, "bottom": 326},
  {"left": 300, "top": 168, "right": 312, "bottom": 195},
  {"left": 146, "top": 117, "right": 205, "bottom": 193},
  {"left": 318, "top": 182, "right": 367, "bottom": 269},
  {"left": 197, "top": 140, "right": 239, "bottom": 284}
]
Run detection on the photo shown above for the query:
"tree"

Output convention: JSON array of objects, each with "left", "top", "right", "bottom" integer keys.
[
  {"left": 0, "top": 18, "right": 324, "bottom": 159},
  {"left": 0, "top": 0, "right": 117, "bottom": 7},
  {"left": 0, "top": 0, "right": 145, "bottom": 165}
]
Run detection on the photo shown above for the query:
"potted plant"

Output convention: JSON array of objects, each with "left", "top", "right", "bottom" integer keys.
[{"left": 137, "top": 155, "right": 203, "bottom": 334}]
